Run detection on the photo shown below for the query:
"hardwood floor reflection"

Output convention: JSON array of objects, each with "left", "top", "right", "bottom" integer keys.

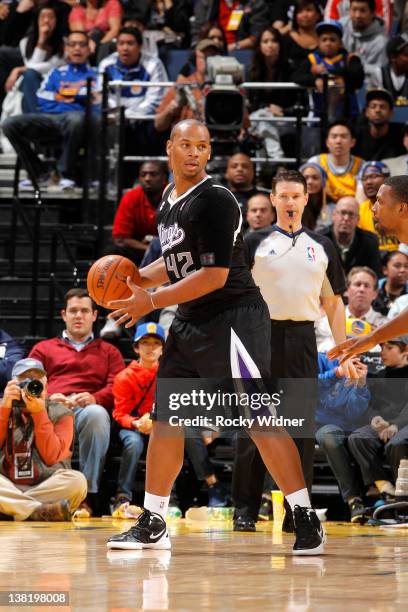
[{"left": 0, "top": 519, "right": 407, "bottom": 610}]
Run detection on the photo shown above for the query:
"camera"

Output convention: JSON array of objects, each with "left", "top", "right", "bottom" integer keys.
[
  {"left": 18, "top": 378, "right": 44, "bottom": 398},
  {"left": 204, "top": 56, "right": 245, "bottom": 132}
]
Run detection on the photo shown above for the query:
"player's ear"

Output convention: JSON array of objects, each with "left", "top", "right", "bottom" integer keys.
[
  {"left": 207, "top": 144, "right": 211, "bottom": 160},
  {"left": 166, "top": 139, "right": 172, "bottom": 157}
]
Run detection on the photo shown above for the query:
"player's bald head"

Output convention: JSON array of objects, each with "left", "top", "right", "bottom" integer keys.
[{"left": 170, "top": 119, "right": 210, "bottom": 142}]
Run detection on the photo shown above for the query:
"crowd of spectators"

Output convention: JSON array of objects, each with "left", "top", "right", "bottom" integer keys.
[{"left": 1, "top": 0, "right": 408, "bottom": 524}]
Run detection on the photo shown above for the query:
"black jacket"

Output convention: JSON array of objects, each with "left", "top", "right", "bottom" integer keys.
[
  {"left": 366, "top": 364, "right": 408, "bottom": 429},
  {"left": 319, "top": 225, "right": 382, "bottom": 278},
  {"left": 193, "top": 0, "right": 269, "bottom": 42}
]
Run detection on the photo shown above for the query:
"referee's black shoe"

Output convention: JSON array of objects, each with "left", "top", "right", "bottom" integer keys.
[
  {"left": 107, "top": 509, "right": 171, "bottom": 550},
  {"left": 292, "top": 506, "right": 325, "bottom": 555}
]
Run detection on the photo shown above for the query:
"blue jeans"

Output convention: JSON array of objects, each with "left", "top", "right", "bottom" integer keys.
[
  {"left": 21, "top": 68, "right": 42, "bottom": 113},
  {"left": 117, "top": 428, "right": 145, "bottom": 500},
  {"left": 315, "top": 424, "right": 362, "bottom": 501},
  {"left": 73, "top": 405, "right": 110, "bottom": 494}
]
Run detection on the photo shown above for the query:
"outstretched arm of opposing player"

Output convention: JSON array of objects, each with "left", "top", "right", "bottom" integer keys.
[{"left": 108, "top": 266, "right": 229, "bottom": 327}]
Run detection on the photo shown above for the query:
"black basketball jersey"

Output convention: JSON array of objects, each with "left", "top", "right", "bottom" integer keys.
[{"left": 156, "top": 176, "right": 261, "bottom": 321}]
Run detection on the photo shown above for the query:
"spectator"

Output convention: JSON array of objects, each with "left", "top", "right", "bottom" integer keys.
[
  {"left": 2, "top": 30, "right": 98, "bottom": 191},
  {"left": 309, "top": 121, "right": 364, "bottom": 202},
  {"left": 111, "top": 322, "right": 164, "bottom": 512},
  {"left": 99, "top": 27, "right": 168, "bottom": 183},
  {"left": 315, "top": 352, "right": 370, "bottom": 522},
  {"left": 340, "top": 0, "right": 387, "bottom": 81},
  {"left": 0, "top": 328, "right": 25, "bottom": 395},
  {"left": 358, "top": 161, "right": 398, "bottom": 252},
  {"left": 283, "top": 0, "right": 322, "bottom": 67},
  {"left": 111, "top": 161, "right": 168, "bottom": 264},
  {"left": 346, "top": 266, "right": 388, "bottom": 327},
  {"left": 245, "top": 193, "right": 275, "bottom": 232},
  {"left": 320, "top": 197, "right": 383, "bottom": 276},
  {"left": 354, "top": 89, "right": 406, "bottom": 161},
  {"left": 383, "top": 122, "right": 408, "bottom": 176},
  {"left": 0, "top": 0, "right": 71, "bottom": 48},
  {"left": 144, "top": 0, "right": 193, "bottom": 49},
  {"left": 325, "top": 0, "right": 392, "bottom": 33},
  {"left": 292, "top": 20, "right": 364, "bottom": 120},
  {"left": 373, "top": 251, "right": 408, "bottom": 315},
  {"left": 155, "top": 38, "right": 222, "bottom": 133},
  {"left": 28, "top": 288, "right": 125, "bottom": 516},
  {"left": 69, "top": 0, "right": 123, "bottom": 63},
  {"left": 193, "top": 0, "right": 269, "bottom": 51},
  {"left": 348, "top": 339, "right": 408, "bottom": 499},
  {"left": 224, "top": 153, "right": 261, "bottom": 216},
  {"left": 0, "top": 358, "right": 87, "bottom": 521},
  {"left": 299, "top": 161, "right": 334, "bottom": 230},
  {"left": 0, "top": 5, "right": 65, "bottom": 113},
  {"left": 368, "top": 34, "right": 408, "bottom": 106},
  {"left": 198, "top": 21, "right": 228, "bottom": 53}
]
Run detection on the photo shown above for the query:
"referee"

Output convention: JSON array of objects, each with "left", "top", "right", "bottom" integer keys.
[{"left": 233, "top": 169, "right": 355, "bottom": 531}]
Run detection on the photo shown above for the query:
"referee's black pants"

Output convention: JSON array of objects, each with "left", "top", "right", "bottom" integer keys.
[{"left": 232, "top": 320, "right": 318, "bottom": 521}]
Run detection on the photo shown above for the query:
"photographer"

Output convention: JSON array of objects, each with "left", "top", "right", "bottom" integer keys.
[{"left": 0, "top": 359, "right": 87, "bottom": 521}]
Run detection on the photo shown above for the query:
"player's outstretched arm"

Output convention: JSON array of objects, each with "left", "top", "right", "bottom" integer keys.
[
  {"left": 321, "top": 294, "right": 358, "bottom": 378},
  {"left": 108, "top": 267, "right": 229, "bottom": 327},
  {"left": 138, "top": 257, "right": 170, "bottom": 289},
  {"left": 328, "top": 308, "right": 408, "bottom": 362}
]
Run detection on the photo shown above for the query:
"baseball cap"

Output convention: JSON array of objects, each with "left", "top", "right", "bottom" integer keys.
[
  {"left": 386, "top": 32, "right": 408, "bottom": 57},
  {"left": 196, "top": 38, "right": 221, "bottom": 53},
  {"left": 360, "top": 161, "right": 391, "bottom": 179},
  {"left": 316, "top": 19, "right": 343, "bottom": 37},
  {"left": 346, "top": 318, "right": 372, "bottom": 338},
  {"left": 11, "top": 358, "right": 46, "bottom": 378},
  {"left": 133, "top": 322, "right": 165, "bottom": 345},
  {"left": 365, "top": 88, "right": 394, "bottom": 108}
]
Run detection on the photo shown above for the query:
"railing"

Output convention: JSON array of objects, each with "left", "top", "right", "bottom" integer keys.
[{"left": 102, "top": 78, "right": 319, "bottom": 201}]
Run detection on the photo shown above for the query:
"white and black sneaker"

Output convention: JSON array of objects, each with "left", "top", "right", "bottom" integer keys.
[
  {"left": 292, "top": 505, "right": 325, "bottom": 556},
  {"left": 107, "top": 509, "right": 171, "bottom": 550}
]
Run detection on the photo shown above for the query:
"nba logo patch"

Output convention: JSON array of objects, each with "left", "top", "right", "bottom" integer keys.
[{"left": 306, "top": 246, "right": 316, "bottom": 262}]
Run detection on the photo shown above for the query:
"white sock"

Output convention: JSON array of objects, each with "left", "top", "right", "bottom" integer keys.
[
  {"left": 286, "top": 488, "right": 311, "bottom": 511},
  {"left": 144, "top": 492, "right": 170, "bottom": 520}
]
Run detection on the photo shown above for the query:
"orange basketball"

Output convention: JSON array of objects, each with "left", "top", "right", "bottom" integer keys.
[{"left": 87, "top": 255, "right": 142, "bottom": 308}]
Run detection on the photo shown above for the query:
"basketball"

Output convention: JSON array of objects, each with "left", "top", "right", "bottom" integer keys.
[{"left": 87, "top": 255, "right": 141, "bottom": 308}]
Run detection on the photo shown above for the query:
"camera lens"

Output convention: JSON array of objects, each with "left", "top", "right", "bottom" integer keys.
[{"left": 25, "top": 379, "right": 43, "bottom": 398}]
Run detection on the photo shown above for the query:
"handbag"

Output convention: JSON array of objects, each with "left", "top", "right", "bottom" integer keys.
[{"left": 0, "top": 75, "right": 23, "bottom": 153}]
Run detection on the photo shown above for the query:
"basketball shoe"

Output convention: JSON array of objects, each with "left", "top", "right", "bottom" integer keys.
[
  {"left": 107, "top": 509, "right": 171, "bottom": 550},
  {"left": 292, "top": 506, "right": 325, "bottom": 555}
]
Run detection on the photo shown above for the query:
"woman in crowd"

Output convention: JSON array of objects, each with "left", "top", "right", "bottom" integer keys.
[
  {"left": 283, "top": 0, "right": 322, "bottom": 68},
  {"left": 69, "top": 0, "right": 122, "bottom": 62},
  {"left": 0, "top": 5, "right": 64, "bottom": 113},
  {"left": 300, "top": 162, "right": 334, "bottom": 231},
  {"left": 198, "top": 22, "right": 228, "bottom": 54},
  {"left": 248, "top": 27, "right": 297, "bottom": 158}
]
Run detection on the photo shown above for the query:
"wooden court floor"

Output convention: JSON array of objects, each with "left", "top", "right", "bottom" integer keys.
[{"left": 0, "top": 518, "right": 407, "bottom": 611}]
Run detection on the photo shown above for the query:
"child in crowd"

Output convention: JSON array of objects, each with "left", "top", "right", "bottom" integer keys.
[
  {"left": 292, "top": 19, "right": 364, "bottom": 119},
  {"left": 111, "top": 322, "right": 165, "bottom": 512}
]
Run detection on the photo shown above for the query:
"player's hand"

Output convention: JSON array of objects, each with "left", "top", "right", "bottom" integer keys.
[
  {"left": 1, "top": 379, "right": 21, "bottom": 410},
  {"left": 108, "top": 277, "right": 153, "bottom": 328},
  {"left": 379, "top": 424, "right": 398, "bottom": 443},
  {"left": 71, "top": 392, "right": 95, "bottom": 407},
  {"left": 327, "top": 334, "right": 377, "bottom": 363}
]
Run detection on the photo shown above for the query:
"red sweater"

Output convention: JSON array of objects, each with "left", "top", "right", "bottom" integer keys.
[
  {"left": 112, "top": 185, "right": 159, "bottom": 240},
  {"left": 29, "top": 338, "right": 125, "bottom": 410},
  {"left": 112, "top": 360, "right": 157, "bottom": 429}
]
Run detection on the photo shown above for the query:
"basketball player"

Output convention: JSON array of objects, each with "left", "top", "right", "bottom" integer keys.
[
  {"left": 106, "top": 119, "right": 325, "bottom": 555},
  {"left": 329, "top": 176, "right": 408, "bottom": 361}
]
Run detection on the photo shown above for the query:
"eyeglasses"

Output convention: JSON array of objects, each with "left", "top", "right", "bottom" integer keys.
[
  {"left": 67, "top": 41, "right": 88, "bottom": 48},
  {"left": 336, "top": 211, "right": 358, "bottom": 219}
]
